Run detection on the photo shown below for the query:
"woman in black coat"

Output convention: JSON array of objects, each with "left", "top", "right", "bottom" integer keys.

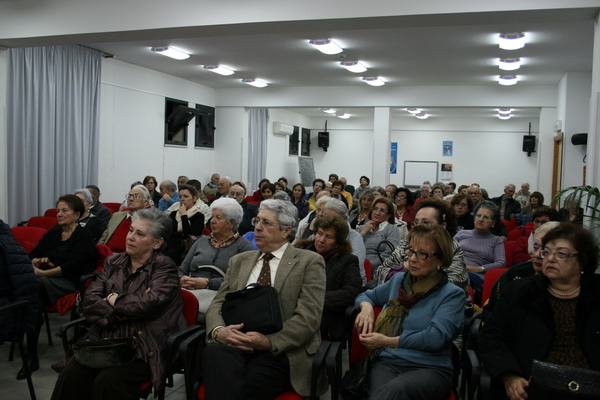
[{"left": 302, "top": 213, "right": 363, "bottom": 340}]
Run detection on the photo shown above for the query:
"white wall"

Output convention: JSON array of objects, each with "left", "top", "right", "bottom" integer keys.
[
  {"left": 98, "top": 58, "right": 216, "bottom": 202},
  {"left": 0, "top": 49, "right": 7, "bottom": 221},
  {"left": 214, "top": 107, "right": 247, "bottom": 183}
]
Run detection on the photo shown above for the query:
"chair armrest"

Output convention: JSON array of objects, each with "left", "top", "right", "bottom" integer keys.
[
  {"left": 479, "top": 369, "right": 492, "bottom": 400},
  {"left": 310, "top": 341, "right": 331, "bottom": 400},
  {"left": 56, "top": 317, "right": 88, "bottom": 353},
  {"left": 78, "top": 272, "right": 98, "bottom": 290},
  {"left": 0, "top": 299, "right": 29, "bottom": 314},
  {"left": 165, "top": 325, "right": 204, "bottom": 385},
  {"left": 325, "top": 341, "right": 343, "bottom": 400}
]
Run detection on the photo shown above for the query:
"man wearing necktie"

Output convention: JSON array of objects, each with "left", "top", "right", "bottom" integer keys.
[{"left": 205, "top": 199, "right": 327, "bottom": 399}]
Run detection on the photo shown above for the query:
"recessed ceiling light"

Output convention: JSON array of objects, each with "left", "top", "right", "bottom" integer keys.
[
  {"left": 337, "top": 113, "right": 350, "bottom": 119},
  {"left": 203, "top": 65, "right": 234, "bottom": 76},
  {"left": 499, "top": 57, "right": 521, "bottom": 71},
  {"left": 150, "top": 46, "right": 190, "bottom": 60},
  {"left": 308, "top": 39, "right": 343, "bottom": 55},
  {"left": 498, "top": 107, "right": 512, "bottom": 114},
  {"left": 362, "top": 77, "right": 385, "bottom": 86},
  {"left": 498, "top": 74, "right": 518, "bottom": 86},
  {"left": 321, "top": 108, "right": 337, "bottom": 114},
  {"left": 498, "top": 114, "right": 511, "bottom": 120},
  {"left": 406, "top": 107, "right": 421, "bottom": 114},
  {"left": 415, "top": 113, "right": 429, "bottom": 120},
  {"left": 499, "top": 32, "right": 526, "bottom": 50},
  {"left": 340, "top": 61, "right": 367, "bottom": 73},
  {"left": 241, "top": 79, "right": 268, "bottom": 88}
]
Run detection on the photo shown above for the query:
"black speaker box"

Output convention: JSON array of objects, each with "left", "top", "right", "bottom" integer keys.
[
  {"left": 522, "top": 135, "right": 536, "bottom": 153},
  {"left": 318, "top": 132, "right": 329, "bottom": 148},
  {"left": 571, "top": 133, "right": 588, "bottom": 145}
]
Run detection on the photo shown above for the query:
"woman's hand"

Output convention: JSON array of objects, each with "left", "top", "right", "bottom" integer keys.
[
  {"left": 178, "top": 204, "right": 187, "bottom": 215},
  {"left": 180, "top": 276, "right": 208, "bottom": 290},
  {"left": 355, "top": 302, "right": 375, "bottom": 335},
  {"left": 32, "top": 257, "right": 53, "bottom": 268},
  {"left": 33, "top": 266, "right": 45, "bottom": 277},
  {"left": 361, "top": 220, "right": 378, "bottom": 236},
  {"left": 358, "top": 332, "right": 398, "bottom": 350},
  {"left": 502, "top": 373, "right": 529, "bottom": 400},
  {"left": 467, "top": 265, "right": 484, "bottom": 273}
]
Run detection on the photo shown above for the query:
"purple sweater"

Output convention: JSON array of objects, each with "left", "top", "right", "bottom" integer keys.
[{"left": 453, "top": 229, "right": 505, "bottom": 272}]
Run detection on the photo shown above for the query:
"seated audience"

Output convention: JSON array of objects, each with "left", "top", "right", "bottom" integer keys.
[
  {"left": 164, "top": 185, "right": 205, "bottom": 264},
  {"left": 451, "top": 193, "right": 475, "bottom": 231},
  {"left": 143, "top": 175, "right": 162, "bottom": 207},
  {"left": 305, "top": 178, "right": 326, "bottom": 212},
  {"left": 177, "top": 175, "right": 189, "bottom": 188},
  {"left": 454, "top": 200, "right": 505, "bottom": 291},
  {"left": 186, "top": 179, "right": 210, "bottom": 204},
  {"left": 557, "top": 198, "right": 584, "bottom": 225},
  {"left": 277, "top": 177, "right": 293, "bottom": 197},
  {"left": 203, "top": 173, "right": 220, "bottom": 197},
  {"left": 203, "top": 200, "right": 328, "bottom": 399},
  {"left": 432, "top": 184, "right": 445, "bottom": 199},
  {"left": 479, "top": 223, "right": 600, "bottom": 400},
  {"left": 370, "top": 186, "right": 386, "bottom": 199},
  {"left": 353, "top": 175, "right": 371, "bottom": 204},
  {"left": 51, "top": 208, "right": 186, "bottom": 399},
  {"left": 520, "top": 191, "right": 544, "bottom": 216},
  {"left": 466, "top": 184, "right": 483, "bottom": 207},
  {"left": 210, "top": 176, "right": 233, "bottom": 204},
  {"left": 158, "top": 180, "right": 179, "bottom": 211},
  {"left": 86, "top": 185, "right": 112, "bottom": 227},
  {"left": 385, "top": 184, "right": 398, "bottom": 199},
  {"left": 355, "top": 224, "right": 464, "bottom": 400},
  {"left": 491, "top": 184, "right": 521, "bottom": 221},
  {"left": 357, "top": 197, "right": 401, "bottom": 272},
  {"left": 294, "top": 196, "right": 332, "bottom": 242},
  {"left": 394, "top": 187, "right": 415, "bottom": 228},
  {"left": 273, "top": 190, "right": 290, "bottom": 201},
  {"left": 98, "top": 185, "right": 150, "bottom": 253},
  {"left": 260, "top": 183, "right": 276, "bottom": 202},
  {"left": 513, "top": 182, "right": 531, "bottom": 210},
  {"left": 349, "top": 190, "right": 374, "bottom": 229},
  {"left": 74, "top": 188, "right": 106, "bottom": 242},
  {"left": 301, "top": 214, "right": 362, "bottom": 340},
  {"left": 331, "top": 180, "right": 349, "bottom": 208},
  {"left": 227, "top": 183, "right": 258, "bottom": 235},
  {"left": 290, "top": 183, "right": 309, "bottom": 220},
  {"left": 457, "top": 184, "right": 469, "bottom": 195},
  {"left": 23, "top": 195, "right": 98, "bottom": 380},
  {"left": 415, "top": 184, "right": 431, "bottom": 205},
  {"left": 251, "top": 178, "right": 270, "bottom": 203},
  {"left": 444, "top": 182, "right": 456, "bottom": 198},
  {"left": 511, "top": 207, "right": 558, "bottom": 265}
]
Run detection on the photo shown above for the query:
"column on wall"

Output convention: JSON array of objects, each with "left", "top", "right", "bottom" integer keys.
[
  {"left": 587, "top": 14, "right": 600, "bottom": 188},
  {"left": 372, "top": 107, "right": 391, "bottom": 186},
  {"left": 536, "top": 107, "right": 558, "bottom": 202}
]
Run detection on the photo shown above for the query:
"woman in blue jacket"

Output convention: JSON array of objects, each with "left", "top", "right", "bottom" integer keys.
[{"left": 355, "top": 224, "right": 464, "bottom": 400}]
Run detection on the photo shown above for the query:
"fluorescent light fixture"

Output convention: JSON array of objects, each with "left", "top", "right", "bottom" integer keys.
[
  {"left": 241, "top": 79, "right": 268, "bottom": 88},
  {"left": 498, "top": 74, "right": 518, "bottom": 86},
  {"left": 321, "top": 108, "right": 337, "bottom": 114},
  {"left": 362, "top": 77, "right": 385, "bottom": 86},
  {"left": 406, "top": 107, "right": 421, "bottom": 114},
  {"left": 415, "top": 113, "right": 429, "bottom": 119},
  {"left": 337, "top": 113, "right": 350, "bottom": 119},
  {"left": 498, "top": 107, "right": 512, "bottom": 114},
  {"left": 499, "top": 57, "right": 521, "bottom": 71},
  {"left": 499, "top": 32, "right": 525, "bottom": 50},
  {"left": 150, "top": 46, "right": 190, "bottom": 60},
  {"left": 203, "top": 65, "right": 234, "bottom": 76},
  {"left": 340, "top": 61, "right": 367, "bottom": 73},
  {"left": 308, "top": 39, "right": 343, "bottom": 55},
  {"left": 498, "top": 114, "right": 511, "bottom": 120}
]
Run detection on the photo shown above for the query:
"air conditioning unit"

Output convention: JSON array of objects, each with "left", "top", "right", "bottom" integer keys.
[{"left": 273, "top": 121, "right": 295, "bottom": 136}]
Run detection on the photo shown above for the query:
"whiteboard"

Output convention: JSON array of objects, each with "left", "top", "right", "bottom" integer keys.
[
  {"left": 403, "top": 161, "right": 439, "bottom": 187},
  {"left": 298, "top": 157, "right": 315, "bottom": 187}
]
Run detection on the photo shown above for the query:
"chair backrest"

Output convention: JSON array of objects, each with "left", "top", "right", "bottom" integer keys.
[
  {"left": 95, "top": 244, "right": 113, "bottom": 270},
  {"left": 363, "top": 259, "right": 372, "bottom": 282},
  {"left": 507, "top": 229, "right": 524, "bottom": 241},
  {"left": 503, "top": 241, "right": 516, "bottom": 268},
  {"left": 481, "top": 268, "right": 508, "bottom": 306},
  {"left": 245, "top": 196, "right": 259, "bottom": 205},
  {"left": 181, "top": 289, "right": 199, "bottom": 326},
  {"left": 102, "top": 202, "right": 121, "bottom": 215},
  {"left": 349, "top": 307, "right": 382, "bottom": 365},
  {"left": 27, "top": 216, "right": 57, "bottom": 230},
  {"left": 43, "top": 208, "right": 57, "bottom": 217},
  {"left": 10, "top": 226, "right": 47, "bottom": 254}
]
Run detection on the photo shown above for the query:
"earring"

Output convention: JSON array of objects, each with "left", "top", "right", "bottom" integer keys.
[{"left": 437, "top": 265, "right": 441, "bottom": 271}]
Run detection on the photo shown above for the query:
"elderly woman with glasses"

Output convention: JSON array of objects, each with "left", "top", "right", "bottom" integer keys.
[
  {"left": 479, "top": 223, "right": 600, "bottom": 400},
  {"left": 357, "top": 197, "right": 401, "bottom": 272},
  {"left": 178, "top": 198, "right": 254, "bottom": 315},
  {"left": 355, "top": 224, "right": 464, "bottom": 400},
  {"left": 454, "top": 200, "right": 505, "bottom": 291}
]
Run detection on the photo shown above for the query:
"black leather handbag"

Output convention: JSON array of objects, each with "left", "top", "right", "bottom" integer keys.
[
  {"left": 222, "top": 284, "right": 282, "bottom": 334},
  {"left": 528, "top": 360, "right": 600, "bottom": 399},
  {"left": 72, "top": 336, "right": 137, "bottom": 369}
]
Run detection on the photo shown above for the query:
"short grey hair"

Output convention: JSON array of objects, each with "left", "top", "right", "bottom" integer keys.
[
  {"left": 259, "top": 199, "right": 298, "bottom": 230},
  {"left": 324, "top": 198, "right": 348, "bottom": 218},
  {"left": 131, "top": 184, "right": 150, "bottom": 200},
  {"left": 473, "top": 200, "right": 500, "bottom": 221},
  {"left": 210, "top": 198, "right": 244, "bottom": 230},
  {"left": 315, "top": 196, "right": 333, "bottom": 208},
  {"left": 160, "top": 180, "right": 177, "bottom": 192},
  {"left": 74, "top": 188, "right": 93, "bottom": 206},
  {"left": 420, "top": 184, "right": 432, "bottom": 191},
  {"left": 131, "top": 207, "right": 173, "bottom": 251},
  {"left": 534, "top": 221, "right": 560, "bottom": 238},
  {"left": 273, "top": 191, "right": 290, "bottom": 201},
  {"left": 371, "top": 186, "right": 386, "bottom": 196}
]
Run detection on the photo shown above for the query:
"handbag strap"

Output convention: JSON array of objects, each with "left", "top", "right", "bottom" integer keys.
[{"left": 192, "top": 265, "right": 225, "bottom": 277}]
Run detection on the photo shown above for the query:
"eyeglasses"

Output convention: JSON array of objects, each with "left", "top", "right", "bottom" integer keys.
[
  {"left": 251, "top": 217, "right": 279, "bottom": 229},
  {"left": 405, "top": 247, "right": 439, "bottom": 260},
  {"left": 411, "top": 220, "right": 435, "bottom": 227},
  {"left": 127, "top": 194, "right": 144, "bottom": 200},
  {"left": 475, "top": 214, "right": 493, "bottom": 221},
  {"left": 371, "top": 207, "right": 388, "bottom": 214},
  {"left": 540, "top": 249, "right": 578, "bottom": 260}
]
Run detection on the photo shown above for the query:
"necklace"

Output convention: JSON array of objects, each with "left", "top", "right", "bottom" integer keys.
[{"left": 548, "top": 285, "right": 581, "bottom": 297}]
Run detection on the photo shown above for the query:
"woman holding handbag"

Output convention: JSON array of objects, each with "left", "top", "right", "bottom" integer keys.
[{"left": 51, "top": 208, "right": 186, "bottom": 400}]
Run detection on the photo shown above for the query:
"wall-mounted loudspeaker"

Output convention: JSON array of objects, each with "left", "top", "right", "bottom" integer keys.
[
  {"left": 318, "top": 132, "right": 329, "bottom": 151},
  {"left": 571, "top": 133, "right": 588, "bottom": 145},
  {"left": 522, "top": 135, "right": 536, "bottom": 154}
]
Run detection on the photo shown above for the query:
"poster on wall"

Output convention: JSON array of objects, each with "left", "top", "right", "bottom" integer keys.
[
  {"left": 441, "top": 163, "right": 453, "bottom": 180},
  {"left": 390, "top": 142, "right": 398, "bottom": 174},
  {"left": 443, "top": 141, "right": 453, "bottom": 156}
]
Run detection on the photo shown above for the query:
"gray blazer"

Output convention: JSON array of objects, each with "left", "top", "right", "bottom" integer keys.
[{"left": 206, "top": 245, "right": 327, "bottom": 397}]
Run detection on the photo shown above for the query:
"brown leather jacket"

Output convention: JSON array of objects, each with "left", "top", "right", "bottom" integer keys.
[{"left": 83, "top": 252, "right": 186, "bottom": 394}]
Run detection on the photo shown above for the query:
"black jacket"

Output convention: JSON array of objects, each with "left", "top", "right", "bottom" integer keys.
[
  {"left": 0, "top": 220, "right": 38, "bottom": 338},
  {"left": 238, "top": 200, "right": 258, "bottom": 236},
  {"left": 491, "top": 196, "right": 521, "bottom": 221}
]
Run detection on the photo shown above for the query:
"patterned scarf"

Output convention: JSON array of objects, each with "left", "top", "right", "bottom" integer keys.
[
  {"left": 209, "top": 232, "right": 239, "bottom": 248},
  {"left": 371, "top": 270, "right": 445, "bottom": 358}
]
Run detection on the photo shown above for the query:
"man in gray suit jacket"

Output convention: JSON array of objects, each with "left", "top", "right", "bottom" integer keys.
[{"left": 204, "top": 199, "right": 327, "bottom": 399}]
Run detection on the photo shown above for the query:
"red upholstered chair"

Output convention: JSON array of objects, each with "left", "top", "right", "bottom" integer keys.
[
  {"left": 364, "top": 259, "right": 372, "bottom": 282},
  {"left": 43, "top": 208, "right": 57, "bottom": 217},
  {"left": 27, "top": 216, "right": 57, "bottom": 231},
  {"left": 102, "top": 202, "right": 121, "bottom": 215},
  {"left": 503, "top": 241, "right": 516, "bottom": 268},
  {"left": 10, "top": 226, "right": 47, "bottom": 254},
  {"left": 481, "top": 268, "right": 508, "bottom": 307},
  {"left": 507, "top": 228, "right": 524, "bottom": 241}
]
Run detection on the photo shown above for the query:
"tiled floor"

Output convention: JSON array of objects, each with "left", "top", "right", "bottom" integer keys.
[{"left": 1, "top": 313, "right": 338, "bottom": 400}]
